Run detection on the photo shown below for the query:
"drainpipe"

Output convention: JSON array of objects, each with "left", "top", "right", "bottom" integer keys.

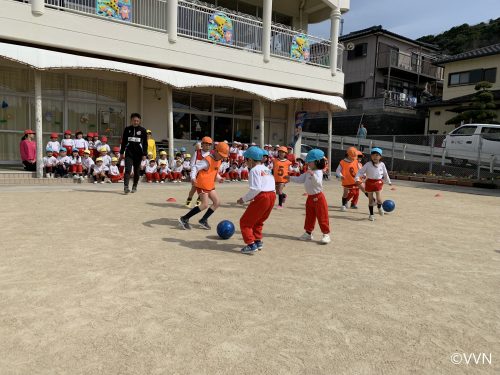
[
  {"left": 262, "top": 0, "right": 273, "bottom": 63},
  {"left": 31, "top": 0, "right": 44, "bottom": 15},
  {"left": 330, "top": 7, "right": 341, "bottom": 76},
  {"left": 166, "top": 86, "right": 174, "bottom": 161},
  {"left": 372, "top": 34, "right": 379, "bottom": 97},
  {"left": 167, "top": 0, "right": 178, "bottom": 43},
  {"left": 34, "top": 70, "right": 43, "bottom": 178}
]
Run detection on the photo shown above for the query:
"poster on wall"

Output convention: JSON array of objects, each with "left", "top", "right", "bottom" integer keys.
[
  {"left": 208, "top": 12, "right": 234, "bottom": 45},
  {"left": 96, "top": 0, "right": 132, "bottom": 22},
  {"left": 293, "top": 111, "right": 307, "bottom": 145},
  {"left": 290, "top": 34, "right": 310, "bottom": 62}
]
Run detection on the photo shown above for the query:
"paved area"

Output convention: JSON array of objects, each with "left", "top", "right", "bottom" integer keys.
[{"left": 0, "top": 180, "right": 499, "bottom": 374}]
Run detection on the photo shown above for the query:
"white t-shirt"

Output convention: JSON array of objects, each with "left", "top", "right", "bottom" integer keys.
[
  {"left": 93, "top": 164, "right": 108, "bottom": 174},
  {"left": 241, "top": 164, "right": 275, "bottom": 202},
  {"left": 74, "top": 138, "right": 88, "bottom": 149},
  {"left": 146, "top": 165, "right": 157, "bottom": 173},
  {"left": 43, "top": 156, "right": 57, "bottom": 167},
  {"left": 82, "top": 157, "right": 94, "bottom": 170},
  {"left": 290, "top": 169, "right": 323, "bottom": 195},
  {"left": 355, "top": 161, "right": 391, "bottom": 183},
  {"left": 47, "top": 141, "right": 60, "bottom": 153},
  {"left": 61, "top": 138, "right": 75, "bottom": 149}
]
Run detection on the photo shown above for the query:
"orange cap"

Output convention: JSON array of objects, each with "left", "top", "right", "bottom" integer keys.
[
  {"left": 278, "top": 146, "right": 288, "bottom": 153},
  {"left": 201, "top": 136, "right": 213, "bottom": 144},
  {"left": 215, "top": 142, "right": 229, "bottom": 157},
  {"left": 347, "top": 146, "right": 358, "bottom": 159}
]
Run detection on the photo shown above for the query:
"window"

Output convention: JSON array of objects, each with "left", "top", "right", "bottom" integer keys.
[
  {"left": 234, "top": 99, "right": 252, "bottom": 116},
  {"left": 451, "top": 126, "right": 477, "bottom": 136},
  {"left": 347, "top": 43, "right": 367, "bottom": 60},
  {"left": 191, "top": 93, "right": 212, "bottom": 112},
  {"left": 68, "top": 76, "right": 97, "bottom": 100},
  {"left": 173, "top": 91, "right": 190, "bottom": 110},
  {"left": 344, "top": 82, "right": 365, "bottom": 99},
  {"left": 481, "top": 127, "right": 500, "bottom": 142},
  {"left": 448, "top": 68, "right": 497, "bottom": 86},
  {"left": 214, "top": 96, "right": 233, "bottom": 114},
  {"left": 98, "top": 80, "right": 126, "bottom": 103}
]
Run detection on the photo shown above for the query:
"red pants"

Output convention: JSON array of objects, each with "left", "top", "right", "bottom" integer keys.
[
  {"left": 119, "top": 165, "right": 125, "bottom": 174},
  {"left": 229, "top": 171, "right": 239, "bottom": 180},
  {"left": 89, "top": 149, "right": 95, "bottom": 158},
  {"left": 240, "top": 171, "right": 249, "bottom": 180},
  {"left": 146, "top": 172, "right": 159, "bottom": 182},
  {"left": 160, "top": 172, "right": 171, "bottom": 181},
  {"left": 78, "top": 148, "right": 85, "bottom": 156},
  {"left": 171, "top": 171, "right": 182, "bottom": 180},
  {"left": 109, "top": 174, "right": 122, "bottom": 183},
  {"left": 65, "top": 146, "right": 73, "bottom": 155},
  {"left": 345, "top": 185, "right": 360, "bottom": 205},
  {"left": 305, "top": 192, "right": 330, "bottom": 234},
  {"left": 71, "top": 164, "right": 83, "bottom": 173},
  {"left": 230, "top": 154, "right": 238, "bottom": 161},
  {"left": 44, "top": 166, "right": 54, "bottom": 173},
  {"left": 365, "top": 178, "right": 383, "bottom": 192},
  {"left": 240, "top": 191, "right": 276, "bottom": 245}
]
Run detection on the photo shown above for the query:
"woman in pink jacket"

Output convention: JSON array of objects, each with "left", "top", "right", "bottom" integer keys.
[{"left": 20, "top": 129, "right": 37, "bottom": 171}]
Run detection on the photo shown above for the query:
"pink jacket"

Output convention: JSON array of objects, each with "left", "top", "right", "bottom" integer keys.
[{"left": 20, "top": 139, "right": 36, "bottom": 161}]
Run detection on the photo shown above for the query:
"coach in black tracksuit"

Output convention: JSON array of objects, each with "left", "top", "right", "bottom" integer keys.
[{"left": 120, "top": 113, "right": 148, "bottom": 194}]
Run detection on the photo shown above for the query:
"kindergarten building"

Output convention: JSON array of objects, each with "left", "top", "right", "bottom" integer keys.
[{"left": 0, "top": 0, "right": 349, "bottom": 166}]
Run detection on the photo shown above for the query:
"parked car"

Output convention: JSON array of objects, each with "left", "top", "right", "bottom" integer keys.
[
  {"left": 299, "top": 144, "right": 313, "bottom": 160},
  {"left": 441, "top": 124, "right": 500, "bottom": 167}
]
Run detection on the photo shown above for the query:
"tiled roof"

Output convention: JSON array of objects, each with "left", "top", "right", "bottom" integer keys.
[
  {"left": 436, "top": 43, "right": 500, "bottom": 64},
  {"left": 417, "top": 90, "right": 500, "bottom": 108}
]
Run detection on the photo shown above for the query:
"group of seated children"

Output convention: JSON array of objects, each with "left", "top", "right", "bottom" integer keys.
[{"left": 141, "top": 149, "right": 192, "bottom": 183}]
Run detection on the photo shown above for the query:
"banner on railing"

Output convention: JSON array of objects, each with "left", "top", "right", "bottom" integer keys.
[
  {"left": 208, "top": 12, "right": 233, "bottom": 45},
  {"left": 291, "top": 34, "right": 310, "bottom": 62},
  {"left": 96, "top": 0, "right": 132, "bottom": 22}
]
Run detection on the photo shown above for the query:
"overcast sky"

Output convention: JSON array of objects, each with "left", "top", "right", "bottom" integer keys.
[{"left": 308, "top": 0, "right": 499, "bottom": 40}]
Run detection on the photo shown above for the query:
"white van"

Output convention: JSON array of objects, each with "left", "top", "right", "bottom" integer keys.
[{"left": 442, "top": 124, "right": 500, "bottom": 168}]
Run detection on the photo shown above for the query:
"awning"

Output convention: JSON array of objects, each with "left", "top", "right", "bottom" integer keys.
[{"left": 0, "top": 42, "right": 346, "bottom": 110}]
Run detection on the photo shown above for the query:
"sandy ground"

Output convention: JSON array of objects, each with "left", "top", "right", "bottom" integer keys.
[{"left": 0, "top": 180, "right": 499, "bottom": 375}]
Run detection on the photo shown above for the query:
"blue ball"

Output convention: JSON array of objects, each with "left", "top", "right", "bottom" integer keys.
[
  {"left": 382, "top": 199, "right": 396, "bottom": 213},
  {"left": 217, "top": 220, "right": 235, "bottom": 240}
]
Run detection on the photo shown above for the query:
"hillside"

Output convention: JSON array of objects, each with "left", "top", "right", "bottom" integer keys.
[{"left": 417, "top": 18, "right": 500, "bottom": 55}]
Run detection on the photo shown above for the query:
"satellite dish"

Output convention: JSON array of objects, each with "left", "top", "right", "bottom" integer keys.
[{"left": 346, "top": 42, "right": 355, "bottom": 51}]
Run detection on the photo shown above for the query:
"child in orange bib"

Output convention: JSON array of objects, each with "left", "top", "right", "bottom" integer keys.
[
  {"left": 336, "top": 147, "right": 361, "bottom": 211},
  {"left": 178, "top": 142, "right": 229, "bottom": 230},
  {"left": 273, "top": 146, "right": 292, "bottom": 208}
]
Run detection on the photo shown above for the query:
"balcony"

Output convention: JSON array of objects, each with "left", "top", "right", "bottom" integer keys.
[
  {"left": 377, "top": 50, "right": 442, "bottom": 80},
  {"left": 39, "top": 0, "right": 342, "bottom": 71}
]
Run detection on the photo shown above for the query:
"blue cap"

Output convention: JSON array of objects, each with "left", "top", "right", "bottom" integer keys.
[
  {"left": 243, "top": 146, "right": 264, "bottom": 161},
  {"left": 305, "top": 149, "right": 325, "bottom": 163},
  {"left": 262, "top": 149, "right": 269, "bottom": 156},
  {"left": 371, "top": 147, "right": 383, "bottom": 156},
  {"left": 60, "top": 147, "right": 67, "bottom": 152},
  {"left": 180, "top": 147, "right": 186, "bottom": 152},
  {"left": 46, "top": 147, "right": 53, "bottom": 152}
]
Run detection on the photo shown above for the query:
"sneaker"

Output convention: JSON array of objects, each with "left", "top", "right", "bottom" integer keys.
[
  {"left": 299, "top": 232, "right": 313, "bottom": 241},
  {"left": 369, "top": 215, "right": 375, "bottom": 221},
  {"left": 185, "top": 198, "right": 192, "bottom": 208},
  {"left": 178, "top": 217, "right": 191, "bottom": 230},
  {"left": 131, "top": 185, "right": 137, "bottom": 193},
  {"left": 378, "top": 207, "right": 384, "bottom": 216},
  {"left": 100, "top": 181, "right": 105, "bottom": 184},
  {"left": 282, "top": 194, "right": 287, "bottom": 204},
  {"left": 350, "top": 204, "right": 358, "bottom": 209},
  {"left": 94, "top": 181, "right": 98, "bottom": 184},
  {"left": 254, "top": 240, "right": 263, "bottom": 250},
  {"left": 321, "top": 234, "right": 331, "bottom": 244},
  {"left": 73, "top": 175, "right": 79, "bottom": 179},
  {"left": 198, "top": 219, "right": 211, "bottom": 230},
  {"left": 160, "top": 181, "right": 164, "bottom": 184},
  {"left": 341, "top": 205, "right": 347, "bottom": 212},
  {"left": 277, "top": 205, "right": 283, "bottom": 209},
  {"left": 241, "top": 243, "right": 258, "bottom": 254},
  {"left": 124, "top": 186, "right": 130, "bottom": 194}
]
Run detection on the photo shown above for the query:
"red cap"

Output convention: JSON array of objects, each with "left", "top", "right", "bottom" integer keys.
[
  {"left": 24, "top": 129, "right": 35, "bottom": 135},
  {"left": 101, "top": 136, "right": 108, "bottom": 142},
  {"left": 64, "top": 130, "right": 72, "bottom": 135},
  {"left": 112, "top": 146, "right": 120, "bottom": 152},
  {"left": 93, "top": 132, "right": 99, "bottom": 137},
  {"left": 87, "top": 132, "right": 94, "bottom": 138},
  {"left": 50, "top": 132, "right": 58, "bottom": 138}
]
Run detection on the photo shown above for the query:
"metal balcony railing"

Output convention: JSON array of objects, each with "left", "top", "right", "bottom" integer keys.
[
  {"left": 35, "top": 0, "right": 340, "bottom": 70},
  {"left": 377, "top": 50, "right": 442, "bottom": 80}
]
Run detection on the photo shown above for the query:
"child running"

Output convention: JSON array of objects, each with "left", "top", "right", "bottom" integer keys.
[
  {"left": 287, "top": 149, "right": 331, "bottom": 244},
  {"left": 355, "top": 147, "right": 391, "bottom": 221},
  {"left": 185, "top": 137, "right": 212, "bottom": 207},
  {"left": 273, "top": 146, "right": 292, "bottom": 208},
  {"left": 237, "top": 146, "right": 276, "bottom": 254},
  {"left": 178, "top": 142, "right": 229, "bottom": 230},
  {"left": 336, "top": 147, "right": 361, "bottom": 211}
]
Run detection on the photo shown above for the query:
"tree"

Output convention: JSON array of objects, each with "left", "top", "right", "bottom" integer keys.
[{"left": 446, "top": 82, "right": 498, "bottom": 125}]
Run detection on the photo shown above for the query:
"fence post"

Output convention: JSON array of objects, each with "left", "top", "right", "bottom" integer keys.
[
  {"left": 403, "top": 144, "right": 407, "bottom": 160},
  {"left": 429, "top": 134, "right": 435, "bottom": 174},
  {"left": 490, "top": 155, "right": 496, "bottom": 173},
  {"left": 316, "top": 133, "right": 319, "bottom": 147},
  {"left": 369, "top": 140, "right": 373, "bottom": 151},
  {"left": 391, "top": 135, "right": 395, "bottom": 171},
  {"left": 441, "top": 149, "right": 446, "bottom": 166},
  {"left": 340, "top": 137, "right": 344, "bottom": 150},
  {"left": 476, "top": 135, "right": 482, "bottom": 179}
]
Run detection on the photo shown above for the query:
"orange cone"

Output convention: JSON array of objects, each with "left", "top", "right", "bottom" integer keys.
[
  {"left": 390, "top": 187, "right": 396, "bottom": 191},
  {"left": 434, "top": 193, "right": 442, "bottom": 198},
  {"left": 167, "top": 198, "right": 177, "bottom": 202}
]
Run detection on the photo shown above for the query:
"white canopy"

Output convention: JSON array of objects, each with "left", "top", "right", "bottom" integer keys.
[{"left": 0, "top": 42, "right": 346, "bottom": 110}]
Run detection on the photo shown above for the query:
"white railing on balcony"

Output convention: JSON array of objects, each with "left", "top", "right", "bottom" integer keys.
[{"left": 35, "top": 0, "right": 340, "bottom": 70}]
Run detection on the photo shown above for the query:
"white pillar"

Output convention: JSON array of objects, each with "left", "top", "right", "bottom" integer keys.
[
  {"left": 330, "top": 8, "right": 341, "bottom": 76},
  {"left": 259, "top": 100, "right": 265, "bottom": 147},
  {"left": 167, "top": 0, "right": 178, "bottom": 43},
  {"left": 327, "top": 108, "right": 333, "bottom": 176},
  {"left": 166, "top": 86, "right": 174, "bottom": 161},
  {"left": 139, "top": 77, "right": 144, "bottom": 116},
  {"left": 34, "top": 70, "right": 43, "bottom": 178},
  {"left": 262, "top": 0, "right": 272, "bottom": 63},
  {"left": 31, "top": 0, "right": 44, "bottom": 16}
]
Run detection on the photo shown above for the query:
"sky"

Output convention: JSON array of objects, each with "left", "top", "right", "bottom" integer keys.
[{"left": 308, "top": 0, "right": 499, "bottom": 40}]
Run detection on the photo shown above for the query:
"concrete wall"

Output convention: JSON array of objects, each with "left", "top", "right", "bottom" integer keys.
[
  {"left": 0, "top": 1, "right": 343, "bottom": 95},
  {"left": 427, "top": 106, "right": 457, "bottom": 134}
]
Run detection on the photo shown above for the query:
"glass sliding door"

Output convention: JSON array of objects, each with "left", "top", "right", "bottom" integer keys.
[{"left": 214, "top": 116, "right": 233, "bottom": 142}]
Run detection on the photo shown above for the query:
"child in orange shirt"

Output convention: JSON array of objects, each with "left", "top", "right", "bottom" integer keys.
[
  {"left": 336, "top": 147, "right": 361, "bottom": 211},
  {"left": 273, "top": 146, "right": 292, "bottom": 209}
]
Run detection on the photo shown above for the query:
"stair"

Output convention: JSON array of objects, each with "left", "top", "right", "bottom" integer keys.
[{"left": 0, "top": 171, "right": 92, "bottom": 185}]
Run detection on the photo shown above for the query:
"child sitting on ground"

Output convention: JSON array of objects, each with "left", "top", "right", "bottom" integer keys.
[
  {"left": 158, "top": 160, "right": 171, "bottom": 183},
  {"left": 82, "top": 149, "right": 94, "bottom": 178},
  {"left": 145, "top": 159, "right": 159, "bottom": 183},
  {"left": 92, "top": 157, "right": 108, "bottom": 184},
  {"left": 55, "top": 147, "right": 71, "bottom": 178},
  {"left": 108, "top": 157, "right": 123, "bottom": 183},
  {"left": 43, "top": 147, "right": 57, "bottom": 178},
  {"left": 70, "top": 148, "right": 83, "bottom": 180}
]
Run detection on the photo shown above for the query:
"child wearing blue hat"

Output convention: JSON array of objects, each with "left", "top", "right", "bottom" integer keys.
[
  {"left": 287, "top": 149, "right": 331, "bottom": 244},
  {"left": 237, "top": 146, "right": 276, "bottom": 254},
  {"left": 43, "top": 147, "right": 57, "bottom": 178},
  {"left": 355, "top": 147, "right": 391, "bottom": 221}
]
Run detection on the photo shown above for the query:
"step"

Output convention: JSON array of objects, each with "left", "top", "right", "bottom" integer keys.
[{"left": 0, "top": 177, "right": 94, "bottom": 185}]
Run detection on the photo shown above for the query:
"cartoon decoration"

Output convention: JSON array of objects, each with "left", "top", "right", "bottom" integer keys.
[
  {"left": 290, "top": 34, "right": 310, "bottom": 62},
  {"left": 208, "top": 12, "right": 233, "bottom": 45},
  {"left": 96, "top": 0, "right": 131, "bottom": 22}
]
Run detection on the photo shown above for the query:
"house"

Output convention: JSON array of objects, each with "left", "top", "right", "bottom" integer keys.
[
  {"left": 303, "top": 25, "right": 444, "bottom": 136},
  {"left": 420, "top": 43, "right": 500, "bottom": 134},
  {"left": 0, "top": 0, "right": 349, "bottom": 164}
]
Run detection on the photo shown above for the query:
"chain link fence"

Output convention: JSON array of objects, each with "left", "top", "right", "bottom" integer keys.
[{"left": 302, "top": 132, "right": 500, "bottom": 184}]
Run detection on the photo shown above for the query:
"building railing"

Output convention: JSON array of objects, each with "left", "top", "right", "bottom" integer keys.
[
  {"left": 377, "top": 50, "right": 441, "bottom": 80},
  {"left": 33, "top": 0, "right": 340, "bottom": 71},
  {"left": 383, "top": 90, "right": 418, "bottom": 108}
]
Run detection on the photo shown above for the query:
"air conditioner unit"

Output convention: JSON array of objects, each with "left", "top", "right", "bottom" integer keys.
[{"left": 346, "top": 42, "right": 355, "bottom": 51}]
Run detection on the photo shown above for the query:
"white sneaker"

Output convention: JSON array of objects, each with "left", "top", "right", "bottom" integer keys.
[
  {"left": 100, "top": 181, "right": 105, "bottom": 184},
  {"left": 378, "top": 207, "right": 385, "bottom": 216},
  {"left": 94, "top": 181, "right": 97, "bottom": 184},
  {"left": 299, "top": 232, "right": 313, "bottom": 241},
  {"left": 341, "top": 205, "right": 347, "bottom": 212},
  {"left": 321, "top": 234, "right": 331, "bottom": 244},
  {"left": 369, "top": 215, "right": 375, "bottom": 221},
  {"left": 160, "top": 181, "right": 164, "bottom": 184}
]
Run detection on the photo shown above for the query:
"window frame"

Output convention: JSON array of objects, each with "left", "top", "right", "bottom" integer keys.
[{"left": 448, "top": 68, "right": 497, "bottom": 86}]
